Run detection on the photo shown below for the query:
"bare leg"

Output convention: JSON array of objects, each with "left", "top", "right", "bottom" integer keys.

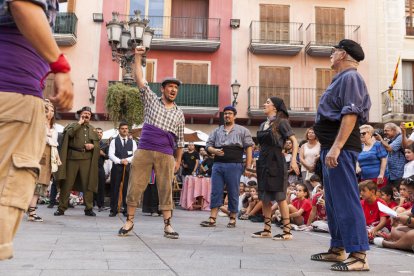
[
  {"left": 27, "top": 195, "right": 42, "bottom": 222},
  {"left": 383, "top": 228, "right": 414, "bottom": 251},
  {"left": 248, "top": 201, "right": 263, "bottom": 216}
]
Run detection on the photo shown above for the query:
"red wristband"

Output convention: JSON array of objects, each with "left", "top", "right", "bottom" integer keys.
[{"left": 49, "top": 54, "right": 71, "bottom": 73}]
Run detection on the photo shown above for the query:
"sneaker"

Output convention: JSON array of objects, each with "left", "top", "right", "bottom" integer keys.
[
  {"left": 54, "top": 209, "right": 64, "bottom": 216},
  {"left": 47, "top": 203, "right": 55, "bottom": 208},
  {"left": 373, "top": 237, "right": 384, "bottom": 248},
  {"left": 218, "top": 210, "right": 228, "bottom": 217}
]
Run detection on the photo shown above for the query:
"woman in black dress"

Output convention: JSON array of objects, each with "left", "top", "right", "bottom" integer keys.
[{"left": 251, "top": 97, "right": 300, "bottom": 240}]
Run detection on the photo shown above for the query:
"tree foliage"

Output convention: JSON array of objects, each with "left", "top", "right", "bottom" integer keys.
[{"left": 105, "top": 82, "right": 144, "bottom": 127}]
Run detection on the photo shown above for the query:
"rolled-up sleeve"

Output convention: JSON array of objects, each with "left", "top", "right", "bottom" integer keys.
[
  {"left": 242, "top": 129, "right": 254, "bottom": 148},
  {"left": 206, "top": 129, "right": 217, "bottom": 150},
  {"left": 339, "top": 74, "right": 371, "bottom": 122}
]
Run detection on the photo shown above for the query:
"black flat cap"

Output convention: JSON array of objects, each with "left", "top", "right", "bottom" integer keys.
[
  {"left": 161, "top": 77, "right": 182, "bottom": 87},
  {"left": 333, "top": 39, "right": 365, "bottom": 62},
  {"left": 77, "top": 106, "right": 93, "bottom": 115}
]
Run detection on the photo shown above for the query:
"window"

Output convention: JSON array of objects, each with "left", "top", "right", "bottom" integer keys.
[
  {"left": 315, "top": 7, "right": 345, "bottom": 45},
  {"left": 130, "top": 0, "right": 164, "bottom": 16},
  {"left": 145, "top": 60, "right": 156, "bottom": 83},
  {"left": 176, "top": 62, "right": 209, "bottom": 84},
  {"left": 259, "top": 4, "right": 290, "bottom": 43},
  {"left": 402, "top": 61, "right": 414, "bottom": 113},
  {"left": 406, "top": 0, "right": 414, "bottom": 36},
  {"left": 316, "top": 68, "right": 335, "bottom": 105},
  {"left": 259, "top": 66, "right": 290, "bottom": 109}
]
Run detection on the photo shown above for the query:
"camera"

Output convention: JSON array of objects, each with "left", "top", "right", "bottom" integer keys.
[
  {"left": 404, "top": 122, "right": 414, "bottom": 129},
  {"left": 373, "top": 128, "right": 384, "bottom": 138}
]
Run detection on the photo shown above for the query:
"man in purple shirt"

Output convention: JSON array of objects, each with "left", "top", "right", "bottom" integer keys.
[
  {"left": 118, "top": 46, "right": 184, "bottom": 239},
  {"left": 0, "top": 0, "right": 73, "bottom": 260},
  {"left": 312, "top": 39, "right": 371, "bottom": 271}
]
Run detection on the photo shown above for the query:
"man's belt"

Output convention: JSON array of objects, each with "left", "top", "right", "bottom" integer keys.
[{"left": 69, "top": 146, "right": 87, "bottom": 152}]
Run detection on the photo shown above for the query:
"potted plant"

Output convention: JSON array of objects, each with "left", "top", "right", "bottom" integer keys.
[{"left": 105, "top": 82, "right": 144, "bottom": 127}]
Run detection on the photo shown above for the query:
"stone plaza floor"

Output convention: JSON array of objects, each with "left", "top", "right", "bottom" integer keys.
[{"left": 0, "top": 205, "right": 413, "bottom": 276}]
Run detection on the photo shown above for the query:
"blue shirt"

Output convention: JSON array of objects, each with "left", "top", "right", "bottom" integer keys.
[
  {"left": 314, "top": 68, "right": 371, "bottom": 152},
  {"left": 0, "top": 0, "right": 47, "bottom": 26},
  {"left": 358, "top": 141, "right": 388, "bottom": 179},
  {"left": 316, "top": 68, "right": 371, "bottom": 125},
  {"left": 387, "top": 134, "right": 406, "bottom": 180}
]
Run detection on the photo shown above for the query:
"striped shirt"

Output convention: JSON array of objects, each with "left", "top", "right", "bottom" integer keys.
[{"left": 139, "top": 84, "right": 185, "bottom": 148}]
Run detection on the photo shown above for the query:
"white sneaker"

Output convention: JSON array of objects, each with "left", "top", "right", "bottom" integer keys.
[
  {"left": 218, "top": 210, "right": 228, "bottom": 217},
  {"left": 373, "top": 237, "right": 384, "bottom": 247}
]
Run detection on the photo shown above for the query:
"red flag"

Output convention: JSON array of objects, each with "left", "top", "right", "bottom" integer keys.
[{"left": 388, "top": 56, "right": 400, "bottom": 100}]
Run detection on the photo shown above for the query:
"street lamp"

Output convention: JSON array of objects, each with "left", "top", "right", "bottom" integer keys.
[
  {"left": 106, "top": 10, "right": 154, "bottom": 84},
  {"left": 231, "top": 80, "right": 241, "bottom": 107},
  {"left": 88, "top": 74, "right": 98, "bottom": 103}
]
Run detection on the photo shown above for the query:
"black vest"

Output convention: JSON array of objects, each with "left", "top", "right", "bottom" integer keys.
[{"left": 114, "top": 136, "right": 133, "bottom": 159}]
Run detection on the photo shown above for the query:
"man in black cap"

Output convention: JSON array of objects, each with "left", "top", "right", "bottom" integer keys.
[
  {"left": 200, "top": 105, "right": 254, "bottom": 229},
  {"left": 55, "top": 106, "right": 100, "bottom": 217},
  {"left": 312, "top": 39, "right": 371, "bottom": 271}
]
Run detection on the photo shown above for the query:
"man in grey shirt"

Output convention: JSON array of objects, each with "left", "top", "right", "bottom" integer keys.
[{"left": 200, "top": 106, "right": 254, "bottom": 228}]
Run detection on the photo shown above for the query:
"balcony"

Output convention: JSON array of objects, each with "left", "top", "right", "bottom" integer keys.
[
  {"left": 148, "top": 16, "right": 220, "bottom": 52},
  {"left": 147, "top": 83, "right": 218, "bottom": 114},
  {"left": 53, "top": 12, "right": 78, "bottom": 46},
  {"left": 382, "top": 89, "right": 414, "bottom": 122},
  {"left": 248, "top": 86, "right": 319, "bottom": 121},
  {"left": 249, "top": 21, "right": 304, "bottom": 55},
  {"left": 305, "top": 24, "right": 360, "bottom": 57}
]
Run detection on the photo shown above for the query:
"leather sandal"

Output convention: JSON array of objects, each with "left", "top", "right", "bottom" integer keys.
[
  {"left": 330, "top": 251, "right": 370, "bottom": 271},
  {"left": 164, "top": 217, "right": 179, "bottom": 239},
  {"left": 27, "top": 207, "right": 43, "bottom": 222},
  {"left": 251, "top": 217, "right": 272, "bottom": 238},
  {"left": 310, "top": 247, "right": 346, "bottom": 262},
  {"left": 118, "top": 214, "right": 135, "bottom": 236},
  {"left": 272, "top": 217, "right": 292, "bottom": 240},
  {"left": 200, "top": 216, "right": 217, "bottom": 227},
  {"left": 227, "top": 215, "right": 236, "bottom": 228}
]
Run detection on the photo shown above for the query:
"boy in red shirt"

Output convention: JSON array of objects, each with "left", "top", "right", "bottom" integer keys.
[{"left": 359, "top": 180, "right": 389, "bottom": 240}]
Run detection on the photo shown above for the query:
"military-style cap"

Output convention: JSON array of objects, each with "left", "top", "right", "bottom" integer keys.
[
  {"left": 161, "top": 77, "right": 182, "bottom": 87},
  {"left": 333, "top": 39, "right": 365, "bottom": 62},
  {"left": 76, "top": 106, "right": 93, "bottom": 115}
]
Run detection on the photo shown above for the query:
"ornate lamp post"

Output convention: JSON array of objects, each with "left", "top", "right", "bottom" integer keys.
[
  {"left": 106, "top": 10, "right": 154, "bottom": 84},
  {"left": 87, "top": 74, "right": 98, "bottom": 103},
  {"left": 231, "top": 80, "right": 241, "bottom": 107}
]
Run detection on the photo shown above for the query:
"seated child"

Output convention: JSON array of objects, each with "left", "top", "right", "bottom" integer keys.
[
  {"left": 374, "top": 176, "right": 414, "bottom": 251},
  {"left": 380, "top": 185, "right": 398, "bottom": 209},
  {"left": 309, "top": 174, "right": 322, "bottom": 199},
  {"left": 395, "top": 181, "right": 414, "bottom": 214},
  {"left": 359, "top": 180, "right": 389, "bottom": 241},
  {"left": 307, "top": 184, "right": 328, "bottom": 232},
  {"left": 239, "top": 186, "right": 262, "bottom": 220},
  {"left": 288, "top": 183, "right": 312, "bottom": 226}
]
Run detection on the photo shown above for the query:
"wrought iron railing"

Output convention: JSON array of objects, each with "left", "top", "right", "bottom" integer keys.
[
  {"left": 147, "top": 16, "right": 220, "bottom": 40},
  {"left": 250, "top": 21, "right": 303, "bottom": 45},
  {"left": 306, "top": 23, "right": 360, "bottom": 46},
  {"left": 53, "top": 12, "right": 78, "bottom": 36},
  {"left": 382, "top": 89, "right": 414, "bottom": 115},
  {"left": 248, "top": 86, "right": 322, "bottom": 113}
]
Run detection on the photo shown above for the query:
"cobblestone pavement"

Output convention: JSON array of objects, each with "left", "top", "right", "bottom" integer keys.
[{"left": 0, "top": 205, "right": 413, "bottom": 276}]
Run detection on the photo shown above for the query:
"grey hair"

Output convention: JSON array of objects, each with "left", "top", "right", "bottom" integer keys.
[
  {"left": 359, "top": 124, "right": 374, "bottom": 135},
  {"left": 384, "top": 122, "right": 401, "bottom": 134}
]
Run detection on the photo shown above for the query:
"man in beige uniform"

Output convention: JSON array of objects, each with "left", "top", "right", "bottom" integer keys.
[{"left": 55, "top": 106, "right": 99, "bottom": 216}]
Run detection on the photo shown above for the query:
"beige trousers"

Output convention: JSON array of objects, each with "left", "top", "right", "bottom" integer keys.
[
  {"left": 126, "top": 149, "right": 175, "bottom": 210},
  {"left": 0, "top": 92, "right": 45, "bottom": 260}
]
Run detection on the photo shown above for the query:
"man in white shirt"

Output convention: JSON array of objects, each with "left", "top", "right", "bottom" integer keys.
[{"left": 108, "top": 122, "right": 137, "bottom": 217}]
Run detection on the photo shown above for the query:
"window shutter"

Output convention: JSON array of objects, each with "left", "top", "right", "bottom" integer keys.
[{"left": 259, "top": 66, "right": 290, "bottom": 109}]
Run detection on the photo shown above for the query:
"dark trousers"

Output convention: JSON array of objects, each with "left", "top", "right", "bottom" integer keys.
[
  {"left": 142, "top": 183, "right": 159, "bottom": 214},
  {"left": 110, "top": 164, "right": 130, "bottom": 213},
  {"left": 321, "top": 149, "right": 369, "bottom": 253},
  {"left": 49, "top": 177, "right": 58, "bottom": 205},
  {"left": 94, "top": 166, "right": 105, "bottom": 208}
]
